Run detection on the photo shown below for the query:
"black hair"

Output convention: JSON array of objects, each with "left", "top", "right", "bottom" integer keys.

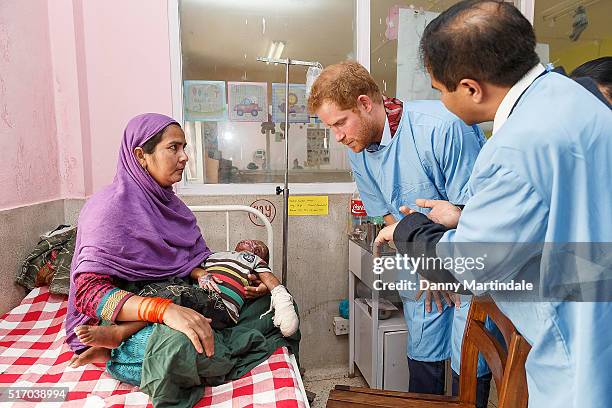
[
  {"left": 141, "top": 124, "right": 178, "bottom": 154},
  {"left": 420, "top": 0, "right": 540, "bottom": 91},
  {"left": 571, "top": 56, "right": 612, "bottom": 101}
]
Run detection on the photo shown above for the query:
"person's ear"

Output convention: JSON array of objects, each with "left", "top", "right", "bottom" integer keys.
[
  {"left": 357, "top": 94, "right": 374, "bottom": 113},
  {"left": 458, "top": 79, "right": 484, "bottom": 104},
  {"left": 133, "top": 147, "right": 147, "bottom": 169}
]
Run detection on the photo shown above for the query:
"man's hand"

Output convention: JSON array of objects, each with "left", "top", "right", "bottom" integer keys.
[
  {"left": 374, "top": 222, "right": 399, "bottom": 248},
  {"left": 401, "top": 199, "right": 462, "bottom": 228},
  {"left": 415, "top": 288, "right": 456, "bottom": 313}
]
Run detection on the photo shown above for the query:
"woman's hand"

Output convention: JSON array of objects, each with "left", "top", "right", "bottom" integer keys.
[
  {"left": 162, "top": 303, "right": 215, "bottom": 357},
  {"left": 245, "top": 274, "right": 268, "bottom": 299}
]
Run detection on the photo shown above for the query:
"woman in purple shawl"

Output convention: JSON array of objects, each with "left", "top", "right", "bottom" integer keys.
[{"left": 66, "top": 113, "right": 216, "bottom": 369}]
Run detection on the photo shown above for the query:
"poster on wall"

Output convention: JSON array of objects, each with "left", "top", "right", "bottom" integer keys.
[
  {"left": 184, "top": 80, "right": 227, "bottom": 121},
  {"left": 271, "top": 83, "right": 309, "bottom": 123},
  {"left": 396, "top": 9, "right": 440, "bottom": 101},
  {"left": 228, "top": 82, "right": 268, "bottom": 122}
]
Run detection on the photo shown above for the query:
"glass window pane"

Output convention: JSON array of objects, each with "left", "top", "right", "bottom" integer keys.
[
  {"left": 370, "top": 1, "right": 521, "bottom": 98},
  {"left": 533, "top": 0, "right": 612, "bottom": 72},
  {"left": 370, "top": 0, "right": 466, "bottom": 100},
  {"left": 179, "top": 0, "right": 355, "bottom": 185},
  {"left": 370, "top": 0, "right": 517, "bottom": 137}
]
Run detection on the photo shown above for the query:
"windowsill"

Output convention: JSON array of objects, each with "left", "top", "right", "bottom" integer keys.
[{"left": 176, "top": 182, "right": 356, "bottom": 196}]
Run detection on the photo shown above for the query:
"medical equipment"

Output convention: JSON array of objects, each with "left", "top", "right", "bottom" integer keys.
[{"left": 255, "top": 56, "right": 322, "bottom": 288}]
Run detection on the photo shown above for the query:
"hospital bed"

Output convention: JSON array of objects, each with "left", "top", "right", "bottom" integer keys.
[{"left": 0, "top": 205, "right": 309, "bottom": 407}]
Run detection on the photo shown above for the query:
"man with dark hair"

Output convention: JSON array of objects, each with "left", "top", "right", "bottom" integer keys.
[
  {"left": 375, "top": 1, "right": 612, "bottom": 406},
  {"left": 571, "top": 56, "right": 612, "bottom": 107}
]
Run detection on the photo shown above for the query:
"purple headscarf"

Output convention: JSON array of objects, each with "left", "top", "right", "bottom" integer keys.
[{"left": 66, "top": 113, "right": 211, "bottom": 351}]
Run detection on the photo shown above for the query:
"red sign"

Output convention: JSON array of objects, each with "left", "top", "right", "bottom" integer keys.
[
  {"left": 249, "top": 199, "right": 276, "bottom": 226},
  {"left": 350, "top": 199, "right": 367, "bottom": 216}
]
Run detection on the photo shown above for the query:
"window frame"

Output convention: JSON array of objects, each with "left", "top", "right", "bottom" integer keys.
[{"left": 168, "top": 0, "right": 532, "bottom": 195}]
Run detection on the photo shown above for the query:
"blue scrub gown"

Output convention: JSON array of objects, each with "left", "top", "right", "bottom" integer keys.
[
  {"left": 349, "top": 99, "right": 485, "bottom": 363},
  {"left": 439, "top": 72, "right": 612, "bottom": 407}
]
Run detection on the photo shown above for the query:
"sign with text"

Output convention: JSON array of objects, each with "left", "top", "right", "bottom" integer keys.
[
  {"left": 288, "top": 196, "right": 328, "bottom": 216},
  {"left": 249, "top": 199, "right": 276, "bottom": 226}
]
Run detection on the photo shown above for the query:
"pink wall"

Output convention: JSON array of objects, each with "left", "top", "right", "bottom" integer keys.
[
  {"left": 48, "top": 0, "right": 87, "bottom": 199},
  {"left": 0, "top": 0, "right": 61, "bottom": 209},
  {"left": 1, "top": 0, "right": 173, "bottom": 210},
  {"left": 81, "top": 0, "right": 173, "bottom": 193}
]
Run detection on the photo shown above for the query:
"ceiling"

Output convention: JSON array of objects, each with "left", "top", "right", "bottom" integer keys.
[{"left": 179, "top": 0, "right": 354, "bottom": 83}]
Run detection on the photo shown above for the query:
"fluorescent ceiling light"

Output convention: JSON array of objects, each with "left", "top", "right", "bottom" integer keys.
[
  {"left": 267, "top": 42, "right": 277, "bottom": 59},
  {"left": 273, "top": 41, "right": 285, "bottom": 59},
  {"left": 542, "top": 0, "right": 600, "bottom": 21}
]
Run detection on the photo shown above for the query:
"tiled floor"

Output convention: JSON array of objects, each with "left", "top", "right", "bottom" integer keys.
[
  {"left": 303, "top": 371, "right": 367, "bottom": 408},
  {"left": 303, "top": 368, "right": 499, "bottom": 408}
]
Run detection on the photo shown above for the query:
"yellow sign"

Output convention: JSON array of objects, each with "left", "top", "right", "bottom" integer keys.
[{"left": 288, "top": 196, "right": 329, "bottom": 216}]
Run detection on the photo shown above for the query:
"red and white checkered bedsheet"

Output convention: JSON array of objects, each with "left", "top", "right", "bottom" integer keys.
[{"left": 0, "top": 287, "right": 307, "bottom": 407}]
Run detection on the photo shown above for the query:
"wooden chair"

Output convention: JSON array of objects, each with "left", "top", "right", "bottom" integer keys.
[{"left": 326, "top": 295, "right": 532, "bottom": 408}]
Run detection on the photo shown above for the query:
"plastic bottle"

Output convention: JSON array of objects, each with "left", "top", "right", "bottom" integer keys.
[{"left": 349, "top": 188, "right": 368, "bottom": 241}]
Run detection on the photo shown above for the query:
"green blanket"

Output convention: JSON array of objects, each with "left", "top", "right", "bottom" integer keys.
[{"left": 139, "top": 294, "right": 300, "bottom": 408}]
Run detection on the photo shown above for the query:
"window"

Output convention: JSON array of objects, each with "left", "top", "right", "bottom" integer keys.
[
  {"left": 369, "top": 0, "right": 519, "bottom": 137},
  {"left": 533, "top": 0, "right": 611, "bottom": 73},
  {"left": 178, "top": 0, "right": 356, "bottom": 186},
  {"left": 369, "top": 0, "right": 467, "bottom": 100}
]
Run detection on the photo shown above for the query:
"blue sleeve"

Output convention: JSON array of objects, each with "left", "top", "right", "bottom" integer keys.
[
  {"left": 433, "top": 121, "right": 485, "bottom": 204},
  {"left": 348, "top": 152, "right": 389, "bottom": 217},
  {"left": 438, "top": 155, "right": 549, "bottom": 292}
]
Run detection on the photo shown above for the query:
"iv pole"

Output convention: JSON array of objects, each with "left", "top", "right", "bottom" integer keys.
[{"left": 256, "top": 56, "right": 321, "bottom": 288}]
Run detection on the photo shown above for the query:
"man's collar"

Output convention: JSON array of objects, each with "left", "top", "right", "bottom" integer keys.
[
  {"left": 381, "top": 116, "right": 392, "bottom": 145},
  {"left": 492, "top": 63, "right": 545, "bottom": 135},
  {"left": 365, "top": 113, "right": 392, "bottom": 153}
]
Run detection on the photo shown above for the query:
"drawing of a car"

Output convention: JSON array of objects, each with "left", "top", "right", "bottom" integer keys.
[{"left": 234, "top": 98, "right": 262, "bottom": 116}]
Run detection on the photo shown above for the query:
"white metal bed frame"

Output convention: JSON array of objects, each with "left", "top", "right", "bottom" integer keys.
[{"left": 188, "top": 205, "right": 309, "bottom": 407}]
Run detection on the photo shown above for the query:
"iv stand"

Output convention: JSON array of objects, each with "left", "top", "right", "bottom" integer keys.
[{"left": 256, "top": 56, "right": 321, "bottom": 288}]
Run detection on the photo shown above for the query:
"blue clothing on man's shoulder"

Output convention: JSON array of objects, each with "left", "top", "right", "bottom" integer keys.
[{"left": 440, "top": 71, "right": 612, "bottom": 407}]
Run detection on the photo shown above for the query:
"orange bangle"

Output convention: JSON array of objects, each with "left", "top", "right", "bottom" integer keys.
[
  {"left": 143, "top": 297, "right": 172, "bottom": 324},
  {"left": 137, "top": 297, "right": 149, "bottom": 321},
  {"left": 156, "top": 299, "right": 173, "bottom": 323}
]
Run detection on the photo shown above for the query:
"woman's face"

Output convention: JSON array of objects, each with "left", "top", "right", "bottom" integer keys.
[{"left": 137, "top": 124, "right": 189, "bottom": 187}]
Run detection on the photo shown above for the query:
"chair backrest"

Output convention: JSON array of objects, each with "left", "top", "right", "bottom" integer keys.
[{"left": 458, "top": 295, "right": 532, "bottom": 408}]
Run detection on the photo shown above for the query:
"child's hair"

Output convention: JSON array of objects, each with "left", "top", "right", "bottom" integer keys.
[{"left": 235, "top": 239, "right": 270, "bottom": 264}]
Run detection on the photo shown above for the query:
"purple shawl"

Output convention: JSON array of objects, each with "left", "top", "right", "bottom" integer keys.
[{"left": 66, "top": 113, "right": 211, "bottom": 351}]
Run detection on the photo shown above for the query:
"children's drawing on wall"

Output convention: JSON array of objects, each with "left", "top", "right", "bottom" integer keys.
[
  {"left": 306, "top": 128, "right": 330, "bottom": 168},
  {"left": 184, "top": 80, "right": 227, "bottom": 121},
  {"left": 228, "top": 82, "right": 268, "bottom": 122},
  {"left": 396, "top": 9, "right": 440, "bottom": 101},
  {"left": 272, "top": 83, "right": 309, "bottom": 123}
]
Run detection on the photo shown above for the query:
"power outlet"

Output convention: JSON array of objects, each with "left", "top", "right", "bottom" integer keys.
[{"left": 333, "top": 316, "right": 349, "bottom": 335}]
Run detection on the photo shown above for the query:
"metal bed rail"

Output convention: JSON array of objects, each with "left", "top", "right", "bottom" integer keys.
[{"left": 188, "top": 205, "right": 274, "bottom": 271}]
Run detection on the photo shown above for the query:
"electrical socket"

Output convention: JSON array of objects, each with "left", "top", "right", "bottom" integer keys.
[{"left": 333, "top": 316, "right": 349, "bottom": 335}]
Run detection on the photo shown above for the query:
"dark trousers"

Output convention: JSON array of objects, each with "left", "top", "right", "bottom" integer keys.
[
  {"left": 452, "top": 370, "right": 492, "bottom": 408},
  {"left": 407, "top": 358, "right": 446, "bottom": 395}
]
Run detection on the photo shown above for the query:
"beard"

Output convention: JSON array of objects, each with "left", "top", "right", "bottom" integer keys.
[{"left": 352, "top": 112, "right": 379, "bottom": 152}]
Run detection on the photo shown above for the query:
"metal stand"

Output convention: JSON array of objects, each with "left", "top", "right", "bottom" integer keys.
[{"left": 256, "top": 57, "right": 320, "bottom": 288}]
